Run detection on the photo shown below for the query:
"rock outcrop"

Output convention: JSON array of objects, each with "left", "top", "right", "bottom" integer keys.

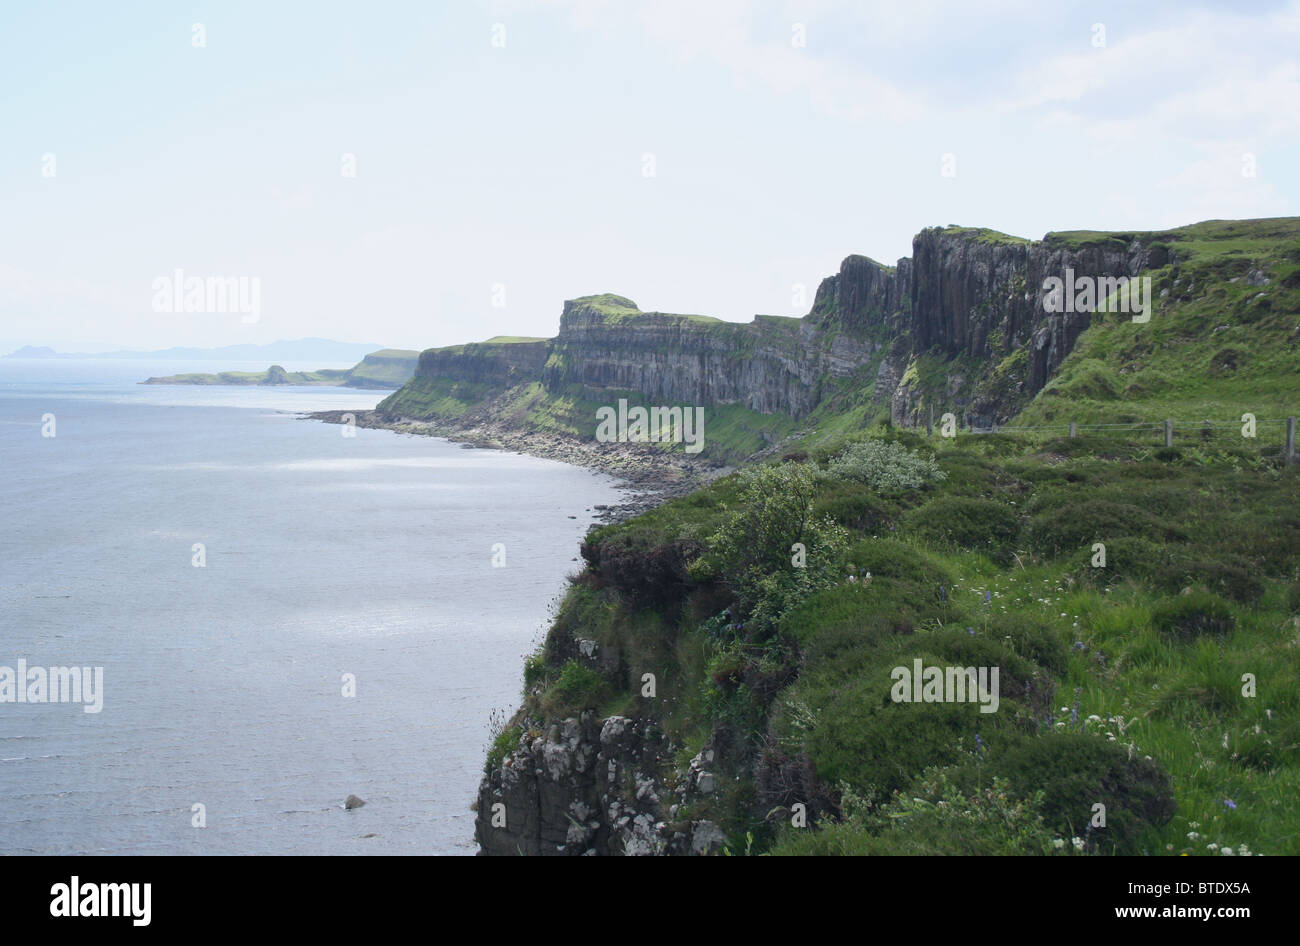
[
  {"left": 476, "top": 711, "right": 729, "bottom": 856},
  {"left": 383, "top": 225, "right": 1179, "bottom": 439}
]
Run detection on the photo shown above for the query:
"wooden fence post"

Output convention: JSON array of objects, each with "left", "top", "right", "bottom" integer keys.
[
  {"left": 1287, "top": 417, "right": 1296, "bottom": 464},
  {"left": 1164, "top": 420, "right": 1174, "bottom": 448},
  {"left": 928, "top": 405, "right": 934, "bottom": 437},
  {"left": 1069, "top": 421, "right": 1077, "bottom": 438}
]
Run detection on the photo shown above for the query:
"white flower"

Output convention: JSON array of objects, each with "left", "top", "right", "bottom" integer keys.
[
  {"left": 1052, "top": 838, "right": 1065, "bottom": 849},
  {"left": 1071, "top": 837, "right": 1085, "bottom": 851},
  {"left": 1187, "top": 831, "right": 1200, "bottom": 840},
  {"left": 1222, "top": 847, "right": 1235, "bottom": 856},
  {"left": 1207, "top": 843, "right": 1219, "bottom": 851}
]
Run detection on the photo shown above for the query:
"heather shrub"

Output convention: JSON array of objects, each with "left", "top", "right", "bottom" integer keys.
[
  {"left": 903, "top": 496, "right": 1021, "bottom": 563},
  {"left": 978, "top": 733, "right": 1177, "bottom": 854},
  {"left": 1150, "top": 591, "right": 1236, "bottom": 641}
]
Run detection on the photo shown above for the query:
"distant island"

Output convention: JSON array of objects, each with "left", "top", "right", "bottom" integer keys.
[
  {"left": 4, "top": 337, "right": 388, "bottom": 363},
  {"left": 141, "top": 349, "right": 419, "bottom": 390}
]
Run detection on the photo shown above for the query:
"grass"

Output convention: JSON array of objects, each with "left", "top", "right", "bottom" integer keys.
[
  {"left": 465, "top": 216, "right": 1300, "bottom": 855},
  {"left": 503, "top": 425, "right": 1300, "bottom": 856},
  {"left": 936, "top": 225, "right": 1035, "bottom": 246}
]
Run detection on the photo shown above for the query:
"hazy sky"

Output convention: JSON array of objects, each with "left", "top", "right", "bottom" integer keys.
[{"left": 3, "top": 0, "right": 1297, "bottom": 353}]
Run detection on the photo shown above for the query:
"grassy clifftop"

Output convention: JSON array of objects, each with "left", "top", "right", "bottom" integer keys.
[
  {"left": 497, "top": 425, "right": 1298, "bottom": 855},
  {"left": 1019, "top": 219, "right": 1300, "bottom": 427},
  {"left": 477, "top": 216, "right": 1300, "bottom": 854}
]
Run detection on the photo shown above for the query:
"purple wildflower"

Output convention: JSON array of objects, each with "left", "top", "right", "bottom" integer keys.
[{"left": 1223, "top": 799, "right": 1237, "bottom": 810}]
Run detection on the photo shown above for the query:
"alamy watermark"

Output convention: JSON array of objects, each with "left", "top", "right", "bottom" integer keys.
[
  {"left": 151, "top": 269, "right": 261, "bottom": 323},
  {"left": 595, "top": 398, "right": 705, "bottom": 454},
  {"left": 0, "top": 660, "right": 103, "bottom": 713},
  {"left": 890, "top": 659, "right": 999, "bottom": 713},
  {"left": 1042, "top": 269, "right": 1151, "bottom": 323},
  {"left": 50, "top": 877, "right": 150, "bottom": 926}
]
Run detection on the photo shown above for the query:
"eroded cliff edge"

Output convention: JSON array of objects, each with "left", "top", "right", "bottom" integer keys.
[{"left": 377, "top": 225, "right": 1171, "bottom": 463}]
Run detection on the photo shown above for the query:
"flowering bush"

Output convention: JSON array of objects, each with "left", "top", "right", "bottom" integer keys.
[{"left": 826, "top": 438, "right": 946, "bottom": 492}]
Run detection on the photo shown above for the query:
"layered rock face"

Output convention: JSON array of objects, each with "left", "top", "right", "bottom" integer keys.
[
  {"left": 907, "top": 229, "right": 1166, "bottom": 392},
  {"left": 541, "top": 297, "right": 872, "bottom": 418},
  {"left": 415, "top": 339, "right": 548, "bottom": 387},
  {"left": 391, "top": 226, "right": 1174, "bottom": 430},
  {"left": 808, "top": 253, "right": 910, "bottom": 337}
]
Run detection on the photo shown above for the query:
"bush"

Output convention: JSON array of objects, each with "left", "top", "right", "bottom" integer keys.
[
  {"left": 903, "top": 496, "right": 1021, "bottom": 564},
  {"left": 812, "top": 487, "right": 896, "bottom": 532},
  {"left": 1149, "top": 554, "right": 1264, "bottom": 603},
  {"left": 1066, "top": 535, "right": 1170, "bottom": 589},
  {"left": 1025, "top": 500, "right": 1177, "bottom": 559},
  {"left": 1150, "top": 592, "right": 1236, "bottom": 641},
  {"left": 845, "top": 538, "right": 953, "bottom": 588},
  {"left": 986, "top": 733, "right": 1177, "bottom": 854},
  {"left": 995, "top": 614, "right": 1071, "bottom": 676},
  {"left": 826, "top": 438, "right": 946, "bottom": 492},
  {"left": 692, "top": 463, "right": 849, "bottom": 633},
  {"left": 797, "top": 635, "right": 1037, "bottom": 797},
  {"left": 802, "top": 671, "right": 979, "bottom": 797},
  {"left": 581, "top": 527, "right": 701, "bottom": 611}
]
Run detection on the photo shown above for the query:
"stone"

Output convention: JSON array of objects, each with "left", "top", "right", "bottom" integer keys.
[
  {"left": 344, "top": 794, "right": 365, "bottom": 810},
  {"left": 691, "top": 820, "right": 727, "bottom": 855}
]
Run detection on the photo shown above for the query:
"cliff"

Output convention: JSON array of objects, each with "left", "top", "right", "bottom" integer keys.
[
  {"left": 380, "top": 221, "right": 1210, "bottom": 456},
  {"left": 465, "top": 215, "right": 1300, "bottom": 856}
]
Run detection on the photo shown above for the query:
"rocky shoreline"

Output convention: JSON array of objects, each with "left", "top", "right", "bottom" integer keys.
[{"left": 304, "top": 409, "right": 730, "bottom": 523}]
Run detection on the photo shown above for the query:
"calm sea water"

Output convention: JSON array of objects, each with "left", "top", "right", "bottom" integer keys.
[{"left": 0, "top": 359, "right": 624, "bottom": 855}]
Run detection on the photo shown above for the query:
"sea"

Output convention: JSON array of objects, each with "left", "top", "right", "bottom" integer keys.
[{"left": 0, "top": 358, "right": 625, "bottom": 855}]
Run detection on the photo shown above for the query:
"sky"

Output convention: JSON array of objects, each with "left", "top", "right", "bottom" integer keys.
[{"left": 2, "top": 0, "right": 1297, "bottom": 354}]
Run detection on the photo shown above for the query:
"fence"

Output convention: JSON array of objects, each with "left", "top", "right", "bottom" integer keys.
[{"left": 922, "top": 408, "right": 1297, "bottom": 463}]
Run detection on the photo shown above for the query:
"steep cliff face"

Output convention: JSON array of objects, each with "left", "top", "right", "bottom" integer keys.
[
  {"left": 383, "top": 224, "right": 1182, "bottom": 437},
  {"left": 799, "top": 227, "right": 1174, "bottom": 427},
  {"left": 908, "top": 228, "right": 1167, "bottom": 389},
  {"left": 476, "top": 710, "right": 731, "bottom": 856},
  {"left": 541, "top": 295, "right": 869, "bottom": 418},
  {"left": 343, "top": 349, "right": 419, "bottom": 388},
  {"left": 416, "top": 338, "right": 548, "bottom": 387},
  {"left": 808, "top": 253, "right": 909, "bottom": 338}
]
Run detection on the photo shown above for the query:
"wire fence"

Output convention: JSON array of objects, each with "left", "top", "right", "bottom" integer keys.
[{"left": 932, "top": 414, "right": 1298, "bottom": 462}]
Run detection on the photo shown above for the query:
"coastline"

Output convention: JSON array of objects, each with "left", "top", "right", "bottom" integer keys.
[{"left": 305, "top": 409, "right": 731, "bottom": 523}]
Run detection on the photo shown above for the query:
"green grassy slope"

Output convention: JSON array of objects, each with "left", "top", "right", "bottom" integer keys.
[
  {"left": 521, "top": 428, "right": 1298, "bottom": 855},
  {"left": 493, "top": 217, "right": 1300, "bottom": 855},
  {"left": 1019, "top": 218, "right": 1300, "bottom": 428}
]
